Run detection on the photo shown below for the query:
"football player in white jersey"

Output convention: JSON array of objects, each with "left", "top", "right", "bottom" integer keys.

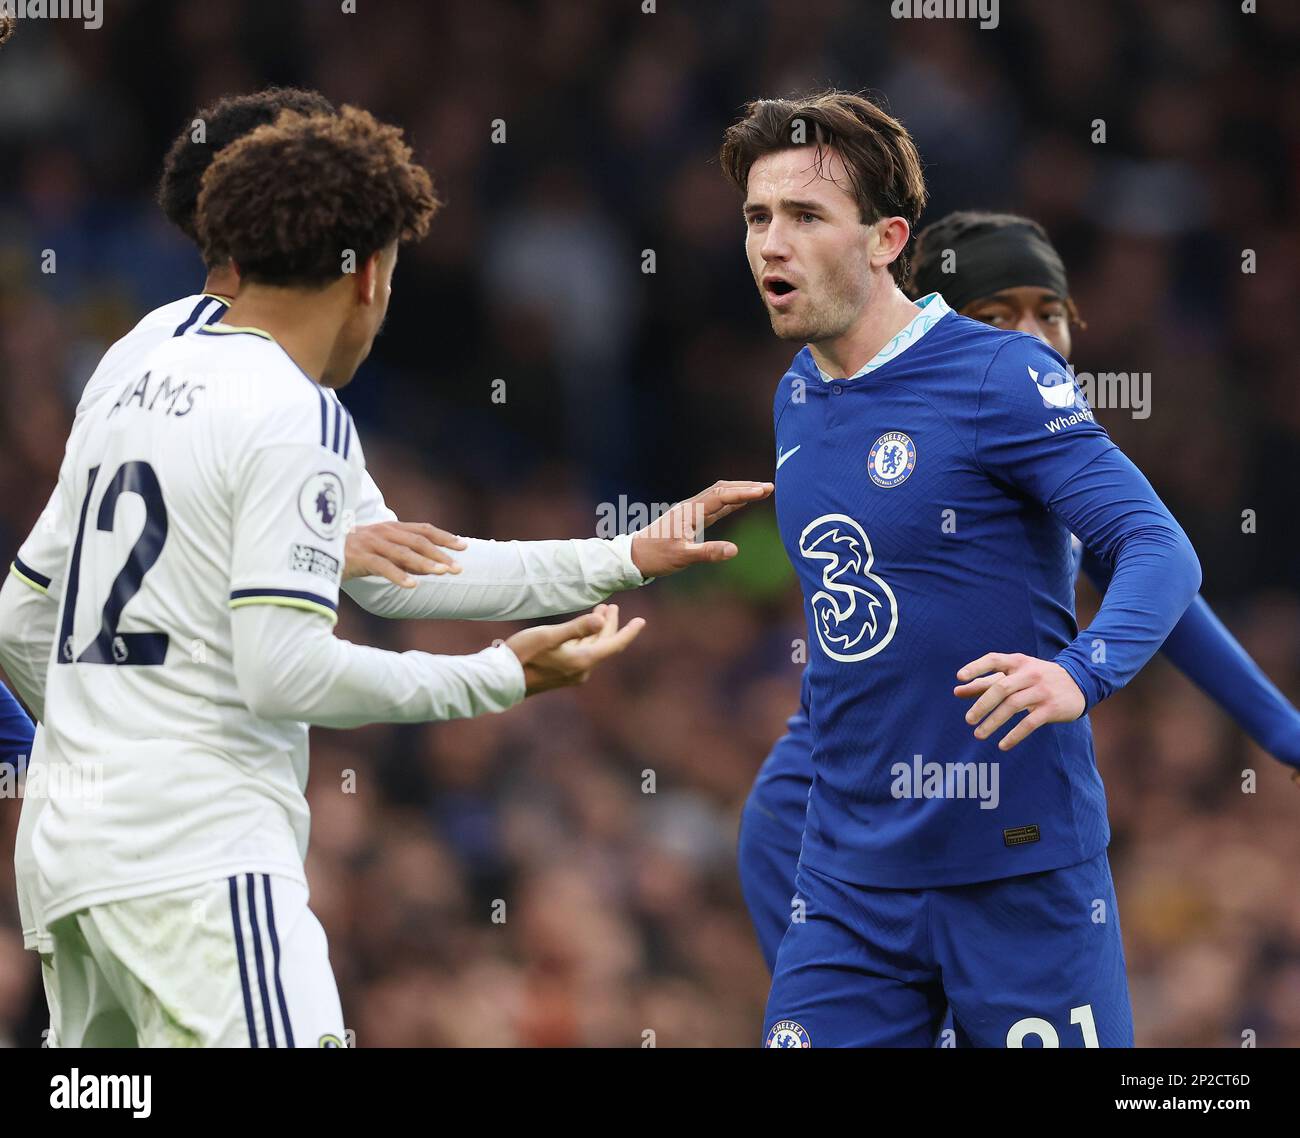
[{"left": 0, "top": 100, "right": 768, "bottom": 1046}]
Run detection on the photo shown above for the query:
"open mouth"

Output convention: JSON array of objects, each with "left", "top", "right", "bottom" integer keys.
[{"left": 764, "top": 277, "right": 798, "bottom": 305}]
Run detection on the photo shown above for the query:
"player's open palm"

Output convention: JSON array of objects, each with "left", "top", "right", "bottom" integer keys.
[
  {"left": 954, "top": 652, "right": 1086, "bottom": 751},
  {"left": 506, "top": 603, "right": 646, "bottom": 695},
  {"left": 630, "top": 480, "right": 774, "bottom": 578}
]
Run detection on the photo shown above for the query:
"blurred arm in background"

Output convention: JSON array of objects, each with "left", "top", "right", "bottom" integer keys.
[{"left": 1081, "top": 547, "right": 1300, "bottom": 771}]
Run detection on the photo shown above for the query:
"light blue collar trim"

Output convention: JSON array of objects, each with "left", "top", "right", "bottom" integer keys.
[{"left": 815, "top": 292, "right": 951, "bottom": 383}]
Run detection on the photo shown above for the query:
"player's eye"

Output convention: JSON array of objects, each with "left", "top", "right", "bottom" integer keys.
[
  {"left": 972, "top": 310, "right": 1007, "bottom": 327},
  {"left": 746, "top": 212, "right": 770, "bottom": 226},
  {"left": 799, "top": 212, "right": 818, "bottom": 224},
  {"left": 1041, "top": 306, "right": 1067, "bottom": 324}
]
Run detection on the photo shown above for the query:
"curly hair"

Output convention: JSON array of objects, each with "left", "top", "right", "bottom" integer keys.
[
  {"left": 157, "top": 87, "right": 336, "bottom": 256},
  {"left": 196, "top": 105, "right": 440, "bottom": 288},
  {"left": 0, "top": 14, "right": 14, "bottom": 47},
  {"left": 719, "top": 90, "right": 928, "bottom": 286}
]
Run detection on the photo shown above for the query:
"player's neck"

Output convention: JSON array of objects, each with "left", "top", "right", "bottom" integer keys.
[
  {"left": 200, "top": 262, "right": 239, "bottom": 301},
  {"left": 222, "top": 285, "right": 342, "bottom": 383},
  {"left": 808, "top": 285, "right": 920, "bottom": 380}
]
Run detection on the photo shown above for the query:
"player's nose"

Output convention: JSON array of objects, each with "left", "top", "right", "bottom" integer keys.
[
  {"left": 759, "top": 222, "right": 793, "bottom": 260},
  {"left": 1015, "top": 313, "right": 1050, "bottom": 347}
]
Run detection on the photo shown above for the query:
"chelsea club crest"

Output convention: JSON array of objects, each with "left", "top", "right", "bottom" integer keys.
[
  {"left": 765, "top": 1020, "right": 812, "bottom": 1048},
  {"left": 868, "top": 431, "right": 916, "bottom": 488}
]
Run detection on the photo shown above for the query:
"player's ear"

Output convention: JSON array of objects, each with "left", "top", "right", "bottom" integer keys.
[
  {"left": 355, "top": 251, "right": 383, "bottom": 305},
  {"left": 870, "top": 217, "right": 911, "bottom": 273}
]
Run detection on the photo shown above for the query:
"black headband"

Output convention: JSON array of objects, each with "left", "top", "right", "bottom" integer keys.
[{"left": 912, "top": 224, "right": 1069, "bottom": 312}]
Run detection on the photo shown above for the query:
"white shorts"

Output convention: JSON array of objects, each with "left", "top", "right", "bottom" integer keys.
[{"left": 45, "top": 873, "right": 346, "bottom": 1048}]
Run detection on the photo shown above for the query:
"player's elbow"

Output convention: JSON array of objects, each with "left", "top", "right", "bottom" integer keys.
[
  {"left": 235, "top": 661, "right": 298, "bottom": 721},
  {"left": 230, "top": 606, "right": 329, "bottom": 721},
  {"left": 1118, "top": 517, "right": 1201, "bottom": 607},
  {"left": 1167, "top": 523, "right": 1202, "bottom": 606},
  {"left": 340, "top": 577, "right": 407, "bottom": 620}
]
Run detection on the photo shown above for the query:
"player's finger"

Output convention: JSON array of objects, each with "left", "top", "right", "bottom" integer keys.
[
  {"left": 385, "top": 529, "right": 462, "bottom": 571},
  {"left": 574, "top": 603, "right": 618, "bottom": 647},
  {"left": 372, "top": 538, "right": 453, "bottom": 576},
  {"left": 956, "top": 652, "right": 1015, "bottom": 682},
  {"left": 677, "top": 539, "right": 740, "bottom": 563},
  {"left": 973, "top": 686, "right": 1040, "bottom": 740},
  {"left": 355, "top": 551, "right": 416, "bottom": 589},
  {"left": 401, "top": 522, "right": 468, "bottom": 551},
  {"left": 964, "top": 669, "right": 1033, "bottom": 726},
  {"left": 545, "top": 610, "right": 605, "bottom": 647},
  {"left": 952, "top": 672, "right": 1005, "bottom": 699},
  {"left": 580, "top": 615, "right": 646, "bottom": 663},
  {"left": 694, "top": 481, "right": 774, "bottom": 521},
  {"left": 998, "top": 708, "right": 1049, "bottom": 751}
]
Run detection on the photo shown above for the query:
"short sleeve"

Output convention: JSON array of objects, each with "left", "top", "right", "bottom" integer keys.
[{"left": 973, "top": 336, "right": 1117, "bottom": 505}]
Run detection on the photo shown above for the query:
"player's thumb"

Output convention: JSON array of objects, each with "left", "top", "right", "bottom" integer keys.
[{"left": 687, "top": 540, "right": 738, "bottom": 563}]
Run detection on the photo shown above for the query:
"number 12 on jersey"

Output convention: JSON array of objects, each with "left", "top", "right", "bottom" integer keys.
[{"left": 58, "top": 461, "right": 170, "bottom": 666}]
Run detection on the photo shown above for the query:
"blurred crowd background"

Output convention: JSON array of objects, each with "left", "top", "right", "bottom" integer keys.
[{"left": 1, "top": 0, "right": 1299, "bottom": 1046}]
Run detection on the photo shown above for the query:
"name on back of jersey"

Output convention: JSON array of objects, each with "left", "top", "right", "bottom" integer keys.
[{"left": 106, "top": 371, "right": 202, "bottom": 420}]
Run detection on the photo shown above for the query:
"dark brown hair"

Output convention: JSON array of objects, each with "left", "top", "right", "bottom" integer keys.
[
  {"left": 158, "top": 87, "right": 337, "bottom": 257},
  {"left": 719, "top": 90, "right": 928, "bottom": 286},
  {"left": 196, "top": 105, "right": 440, "bottom": 288}
]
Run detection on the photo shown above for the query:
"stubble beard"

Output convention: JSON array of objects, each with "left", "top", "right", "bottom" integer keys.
[{"left": 767, "top": 270, "right": 871, "bottom": 345}]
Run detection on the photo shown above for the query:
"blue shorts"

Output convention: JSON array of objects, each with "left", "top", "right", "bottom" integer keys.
[
  {"left": 741, "top": 780, "right": 954, "bottom": 1047},
  {"left": 763, "top": 851, "right": 1133, "bottom": 1048},
  {"left": 738, "top": 793, "right": 804, "bottom": 974}
]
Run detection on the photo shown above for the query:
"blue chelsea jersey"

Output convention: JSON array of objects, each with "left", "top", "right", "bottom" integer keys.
[{"left": 773, "top": 294, "right": 1117, "bottom": 888}]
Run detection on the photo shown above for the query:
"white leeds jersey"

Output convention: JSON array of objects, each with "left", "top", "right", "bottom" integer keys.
[
  {"left": 12, "top": 293, "right": 229, "bottom": 950},
  {"left": 14, "top": 295, "right": 230, "bottom": 595},
  {"left": 34, "top": 322, "right": 363, "bottom": 925}
]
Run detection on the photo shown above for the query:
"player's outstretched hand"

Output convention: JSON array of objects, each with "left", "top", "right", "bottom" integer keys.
[
  {"left": 506, "top": 603, "right": 646, "bottom": 695},
  {"left": 630, "top": 480, "right": 774, "bottom": 578},
  {"left": 954, "top": 652, "right": 1085, "bottom": 751},
  {"left": 343, "top": 521, "right": 468, "bottom": 587}
]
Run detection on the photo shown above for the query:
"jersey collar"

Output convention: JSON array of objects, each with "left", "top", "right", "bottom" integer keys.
[
  {"left": 194, "top": 323, "right": 274, "bottom": 341},
  {"left": 814, "top": 291, "right": 951, "bottom": 383}
]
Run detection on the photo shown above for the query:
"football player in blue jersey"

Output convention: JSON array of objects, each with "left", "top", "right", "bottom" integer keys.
[
  {"left": 736, "top": 205, "right": 1300, "bottom": 1047},
  {"left": 720, "top": 91, "right": 1213, "bottom": 1047},
  {"left": 0, "top": 683, "right": 33, "bottom": 776}
]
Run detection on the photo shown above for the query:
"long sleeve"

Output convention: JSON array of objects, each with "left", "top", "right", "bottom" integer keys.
[
  {"left": 1081, "top": 548, "right": 1300, "bottom": 767},
  {"left": 0, "top": 568, "right": 58, "bottom": 722},
  {"left": 342, "top": 532, "right": 645, "bottom": 621},
  {"left": 972, "top": 335, "right": 1200, "bottom": 711},
  {"left": 230, "top": 603, "right": 525, "bottom": 728},
  {"left": 1045, "top": 450, "right": 1201, "bottom": 709}
]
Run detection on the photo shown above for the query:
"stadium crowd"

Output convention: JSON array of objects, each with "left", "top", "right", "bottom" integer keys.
[{"left": 1, "top": 0, "right": 1298, "bottom": 1046}]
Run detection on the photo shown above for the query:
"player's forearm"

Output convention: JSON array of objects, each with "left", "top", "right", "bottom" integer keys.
[
  {"left": 1081, "top": 550, "right": 1300, "bottom": 764},
  {"left": 230, "top": 604, "right": 525, "bottom": 727},
  {"left": 1049, "top": 451, "right": 1201, "bottom": 709},
  {"left": 342, "top": 533, "right": 644, "bottom": 620},
  {"left": 0, "top": 571, "right": 58, "bottom": 721}
]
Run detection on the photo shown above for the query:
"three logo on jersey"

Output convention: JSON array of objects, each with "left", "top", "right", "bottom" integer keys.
[
  {"left": 785, "top": 360, "right": 1091, "bottom": 662},
  {"left": 780, "top": 431, "right": 913, "bottom": 663}
]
